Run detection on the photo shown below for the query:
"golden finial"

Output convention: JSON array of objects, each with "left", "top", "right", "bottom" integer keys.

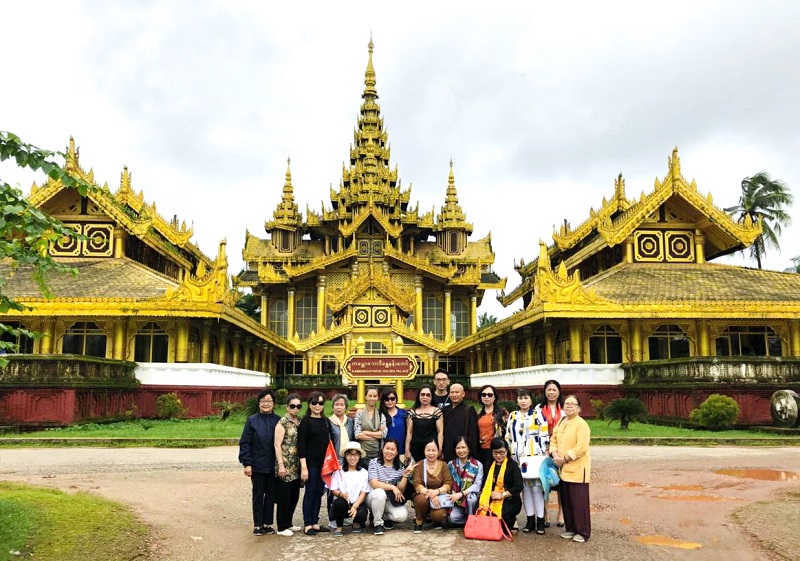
[
  {"left": 65, "top": 136, "right": 80, "bottom": 173},
  {"left": 120, "top": 165, "right": 132, "bottom": 192},
  {"left": 364, "top": 36, "right": 377, "bottom": 97}
]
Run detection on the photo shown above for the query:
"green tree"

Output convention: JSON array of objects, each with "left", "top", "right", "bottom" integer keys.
[
  {"left": 603, "top": 397, "right": 648, "bottom": 430},
  {"left": 785, "top": 256, "right": 800, "bottom": 273},
  {"left": 478, "top": 312, "right": 497, "bottom": 330},
  {"left": 724, "top": 171, "right": 793, "bottom": 269},
  {"left": 0, "top": 132, "right": 92, "bottom": 365},
  {"left": 235, "top": 292, "right": 261, "bottom": 322}
]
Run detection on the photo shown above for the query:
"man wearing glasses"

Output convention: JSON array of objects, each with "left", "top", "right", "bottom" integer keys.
[
  {"left": 239, "top": 389, "right": 281, "bottom": 535},
  {"left": 431, "top": 369, "right": 451, "bottom": 410}
]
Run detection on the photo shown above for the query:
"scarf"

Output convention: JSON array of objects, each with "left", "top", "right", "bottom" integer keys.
[
  {"left": 479, "top": 458, "right": 508, "bottom": 518},
  {"left": 359, "top": 407, "right": 381, "bottom": 458},
  {"left": 541, "top": 404, "right": 563, "bottom": 436},
  {"left": 449, "top": 457, "right": 481, "bottom": 508},
  {"left": 330, "top": 414, "right": 350, "bottom": 456}
]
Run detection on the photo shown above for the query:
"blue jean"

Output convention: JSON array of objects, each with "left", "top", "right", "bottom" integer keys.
[{"left": 302, "top": 466, "right": 325, "bottom": 526}]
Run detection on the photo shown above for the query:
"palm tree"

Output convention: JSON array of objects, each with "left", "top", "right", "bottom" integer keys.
[
  {"left": 725, "top": 171, "right": 793, "bottom": 269},
  {"left": 786, "top": 256, "right": 800, "bottom": 273},
  {"left": 478, "top": 312, "right": 498, "bottom": 330}
]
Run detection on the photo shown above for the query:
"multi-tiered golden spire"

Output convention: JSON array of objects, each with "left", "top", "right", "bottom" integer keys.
[
  {"left": 436, "top": 160, "right": 473, "bottom": 233},
  {"left": 266, "top": 158, "right": 302, "bottom": 229}
]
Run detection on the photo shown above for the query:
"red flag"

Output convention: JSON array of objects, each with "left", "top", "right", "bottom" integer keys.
[{"left": 321, "top": 440, "right": 341, "bottom": 488}]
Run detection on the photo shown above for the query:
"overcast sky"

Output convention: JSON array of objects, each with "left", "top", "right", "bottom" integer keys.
[{"left": 3, "top": 1, "right": 799, "bottom": 320}]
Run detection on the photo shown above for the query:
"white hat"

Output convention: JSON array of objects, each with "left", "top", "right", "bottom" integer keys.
[{"left": 343, "top": 442, "right": 364, "bottom": 455}]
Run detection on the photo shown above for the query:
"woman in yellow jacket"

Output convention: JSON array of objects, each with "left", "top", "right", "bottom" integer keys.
[{"left": 549, "top": 394, "right": 591, "bottom": 543}]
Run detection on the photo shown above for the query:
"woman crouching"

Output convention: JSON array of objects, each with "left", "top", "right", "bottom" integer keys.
[
  {"left": 329, "top": 442, "right": 370, "bottom": 537},
  {"left": 411, "top": 440, "right": 453, "bottom": 533},
  {"left": 479, "top": 437, "right": 523, "bottom": 532}
]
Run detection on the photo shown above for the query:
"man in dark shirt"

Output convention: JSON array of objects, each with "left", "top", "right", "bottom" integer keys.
[
  {"left": 431, "top": 368, "right": 451, "bottom": 409},
  {"left": 441, "top": 383, "right": 478, "bottom": 462}
]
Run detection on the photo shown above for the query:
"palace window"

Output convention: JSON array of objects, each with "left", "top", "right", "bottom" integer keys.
[
  {"left": 589, "top": 325, "right": 623, "bottom": 364},
  {"left": 648, "top": 324, "right": 690, "bottom": 360},
  {"left": 295, "top": 294, "right": 317, "bottom": 339},
  {"left": 438, "top": 356, "right": 466, "bottom": 376},
  {"left": 364, "top": 342, "right": 388, "bottom": 354},
  {"left": 451, "top": 298, "right": 469, "bottom": 341},
  {"left": 134, "top": 322, "right": 169, "bottom": 362},
  {"left": 269, "top": 300, "right": 288, "bottom": 337},
  {"left": 317, "top": 355, "right": 339, "bottom": 375},
  {"left": 277, "top": 355, "right": 304, "bottom": 375},
  {"left": 62, "top": 321, "right": 107, "bottom": 358},
  {"left": 423, "top": 295, "right": 443, "bottom": 339},
  {"left": 715, "top": 326, "right": 782, "bottom": 357},
  {"left": 0, "top": 322, "right": 34, "bottom": 354}
]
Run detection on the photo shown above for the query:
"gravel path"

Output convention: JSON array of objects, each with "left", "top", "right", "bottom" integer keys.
[{"left": 1, "top": 446, "right": 798, "bottom": 561}]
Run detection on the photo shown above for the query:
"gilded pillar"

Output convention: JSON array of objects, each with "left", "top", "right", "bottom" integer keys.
[
  {"left": 260, "top": 293, "right": 268, "bottom": 327},
  {"left": 244, "top": 337, "right": 253, "bottom": 370},
  {"left": 232, "top": 332, "right": 242, "bottom": 368},
  {"left": 545, "top": 330, "right": 555, "bottom": 364},
  {"left": 624, "top": 237, "right": 634, "bottom": 264},
  {"left": 176, "top": 319, "right": 190, "bottom": 363},
  {"left": 469, "top": 294, "right": 478, "bottom": 335},
  {"left": 427, "top": 350, "right": 435, "bottom": 377},
  {"left": 306, "top": 351, "right": 314, "bottom": 376},
  {"left": 113, "top": 227, "right": 127, "bottom": 258},
  {"left": 695, "top": 231, "right": 705, "bottom": 264},
  {"left": 443, "top": 290, "right": 452, "bottom": 341},
  {"left": 524, "top": 334, "right": 534, "bottom": 368},
  {"left": 414, "top": 276, "right": 423, "bottom": 333},
  {"left": 112, "top": 319, "right": 126, "bottom": 360},
  {"left": 510, "top": 340, "right": 518, "bottom": 369},
  {"left": 629, "top": 320, "right": 642, "bottom": 362},
  {"left": 287, "top": 288, "right": 296, "bottom": 339},
  {"left": 790, "top": 320, "right": 800, "bottom": 357},
  {"left": 40, "top": 319, "right": 55, "bottom": 354},
  {"left": 569, "top": 322, "right": 582, "bottom": 363},
  {"left": 317, "top": 276, "right": 326, "bottom": 333},
  {"left": 218, "top": 326, "right": 228, "bottom": 366},
  {"left": 201, "top": 320, "right": 212, "bottom": 363},
  {"left": 497, "top": 345, "right": 504, "bottom": 371},
  {"left": 697, "top": 320, "right": 710, "bottom": 356}
]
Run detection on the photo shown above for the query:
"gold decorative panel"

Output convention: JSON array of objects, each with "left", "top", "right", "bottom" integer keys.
[
  {"left": 357, "top": 239, "right": 371, "bottom": 257},
  {"left": 665, "top": 231, "right": 695, "bottom": 262},
  {"left": 634, "top": 230, "right": 663, "bottom": 262},
  {"left": 352, "top": 305, "right": 391, "bottom": 327},
  {"left": 51, "top": 223, "right": 83, "bottom": 256},
  {"left": 83, "top": 224, "right": 114, "bottom": 257},
  {"left": 353, "top": 306, "right": 371, "bottom": 326},
  {"left": 372, "top": 306, "right": 390, "bottom": 326}
]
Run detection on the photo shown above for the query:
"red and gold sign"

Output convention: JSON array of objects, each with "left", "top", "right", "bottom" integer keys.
[{"left": 342, "top": 354, "right": 418, "bottom": 380}]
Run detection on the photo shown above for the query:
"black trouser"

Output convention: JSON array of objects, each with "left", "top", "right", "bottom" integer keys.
[
  {"left": 251, "top": 472, "right": 277, "bottom": 528},
  {"left": 275, "top": 477, "right": 301, "bottom": 531},
  {"left": 559, "top": 482, "right": 591, "bottom": 540},
  {"left": 330, "top": 497, "right": 368, "bottom": 528}
]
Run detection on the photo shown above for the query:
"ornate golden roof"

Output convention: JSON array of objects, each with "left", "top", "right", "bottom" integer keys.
[
  {"left": 434, "top": 161, "right": 473, "bottom": 233},
  {"left": 265, "top": 158, "right": 303, "bottom": 231}
]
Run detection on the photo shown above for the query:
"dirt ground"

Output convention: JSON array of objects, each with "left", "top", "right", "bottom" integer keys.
[{"left": 1, "top": 445, "right": 798, "bottom": 561}]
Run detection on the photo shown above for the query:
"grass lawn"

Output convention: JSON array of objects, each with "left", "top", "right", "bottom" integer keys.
[
  {"left": 0, "top": 482, "right": 149, "bottom": 561},
  {"left": 4, "top": 402, "right": 792, "bottom": 442}
]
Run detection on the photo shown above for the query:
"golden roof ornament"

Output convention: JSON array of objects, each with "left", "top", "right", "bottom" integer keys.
[
  {"left": 267, "top": 157, "right": 302, "bottom": 230},
  {"left": 436, "top": 159, "right": 473, "bottom": 233}
]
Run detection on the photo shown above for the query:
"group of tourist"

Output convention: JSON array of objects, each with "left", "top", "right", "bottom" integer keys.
[{"left": 238, "top": 372, "right": 591, "bottom": 543}]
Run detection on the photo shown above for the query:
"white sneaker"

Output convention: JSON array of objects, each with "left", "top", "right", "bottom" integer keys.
[
  {"left": 561, "top": 532, "right": 576, "bottom": 539},
  {"left": 276, "top": 529, "right": 293, "bottom": 537},
  {"left": 290, "top": 526, "right": 302, "bottom": 532},
  {"left": 572, "top": 534, "right": 585, "bottom": 543}
]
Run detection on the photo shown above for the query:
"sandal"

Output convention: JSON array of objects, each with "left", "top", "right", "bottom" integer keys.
[
  {"left": 303, "top": 527, "right": 317, "bottom": 536},
  {"left": 556, "top": 522, "right": 565, "bottom": 528}
]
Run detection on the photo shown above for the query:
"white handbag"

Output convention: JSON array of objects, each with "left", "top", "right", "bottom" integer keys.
[{"left": 518, "top": 456, "right": 546, "bottom": 479}]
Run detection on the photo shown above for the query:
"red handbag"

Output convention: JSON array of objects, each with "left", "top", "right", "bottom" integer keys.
[{"left": 463, "top": 507, "right": 513, "bottom": 542}]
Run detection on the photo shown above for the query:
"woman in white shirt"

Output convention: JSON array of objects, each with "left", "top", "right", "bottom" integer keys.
[{"left": 329, "top": 442, "right": 371, "bottom": 537}]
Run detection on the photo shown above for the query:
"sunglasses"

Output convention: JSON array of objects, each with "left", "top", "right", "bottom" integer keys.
[
  {"left": 287, "top": 403, "right": 302, "bottom": 410},
  {"left": 419, "top": 393, "right": 431, "bottom": 397},
  {"left": 383, "top": 396, "right": 397, "bottom": 402},
  {"left": 310, "top": 400, "right": 324, "bottom": 406},
  {"left": 480, "top": 392, "right": 494, "bottom": 398}
]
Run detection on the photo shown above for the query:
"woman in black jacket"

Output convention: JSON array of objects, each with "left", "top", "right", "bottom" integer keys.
[
  {"left": 238, "top": 388, "right": 281, "bottom": 535},
  {"left": 478, "top": 437, "right": 524, "bottom": 532}
]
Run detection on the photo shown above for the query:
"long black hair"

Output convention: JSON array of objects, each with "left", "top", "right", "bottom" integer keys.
[
  {"left": 537, "top": 379, "right": 564, "bottom": 409},
  {"left": 413, "top": 384, "right": 434, "bottom": 409},
  {"left": 379, "top": 388, "right": 398, "bottom": 425},
  {"left": 478, "top": 384, "right": 506, "bottom": 427},
  {"left": 377, "top": 438, "right": 403, "bottom": 470}
]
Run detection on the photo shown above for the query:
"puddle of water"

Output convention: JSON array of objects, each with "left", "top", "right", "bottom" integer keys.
[
  {"left": 655, "top": 495, "right": 732, "bottom": 502},
  {"left": 661, "top": 485, "right": 704, "bottom": 491},
  {"left": 715, "top": 469, "right": 798, "bottom": 481},
  {"left": 619, "top": 517, "right": 632, "bottom": 525},
  {"left": 634, "top": 535, "right": 703, "bottom": 549}
]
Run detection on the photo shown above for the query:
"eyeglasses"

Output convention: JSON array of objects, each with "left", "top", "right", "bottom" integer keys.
[
  {"left": 419, "top": 393, "right": 431, "bottom": 397},
  {"left": 287, "top": 403, "right": 302, "bottom": 410},
  {"left": 491, "top": 449, "right": 507, "bottom": 456},
  {"left": 310, "top": 400, "right": 324, "bottom": 406},
  {"left": 383, "top": 396, "right": 397, "bottom": 402},
  {"left": 434, "top": 378, "right": 448, "bottom": 383},
  {"left": 259, "top": 399, "right": 274, "bottom": 404},
  {"left": 564, "top": 402, "right": 579, "bottom": 407},
  {"left": 480, "top": 392, "right": 494, "bottom": 398}
]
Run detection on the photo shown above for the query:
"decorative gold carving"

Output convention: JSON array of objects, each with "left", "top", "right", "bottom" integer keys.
[
  {"left": 164, "top": 240, "right": 238, "bottom": 305},
  {"left": 265, "top": 158, "right": 303, "bottom": 231},
  {"left": 383, "top": 245, "right": 457, "bottom": 279},
  {"left": 435, "top": 160, "right": 473, "bottom": 233},
  {"left": 533, "top": 242, "right": 606, "bottom": 305},
  {"left": 281, "top": 246, "right": 357, "bottom": 278},
  {"left": 633, "top": 231, "right": 664, "bottom": 262}
]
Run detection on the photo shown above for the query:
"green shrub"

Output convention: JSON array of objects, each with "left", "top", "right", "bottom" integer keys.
[
  {"left": 154, "top": 393, "right": 187, "bottom": 419},
  {"left": 276, "top": 388, "right": 289, "bottom": 405},
  {"left": 690, "top": 394, "right": 740, "bottom": 430},
  {"left": 212, "top": 400, "right": 243, "bottom": 421},
  {"left": 590, "top": 399, "right": 607, "bottom": 419},
  {"left": 244, "top": 396, "right": 259, "bottom": 416},
  {"left": 603, "top": 397, "right": 648, "bottom": 430}
]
